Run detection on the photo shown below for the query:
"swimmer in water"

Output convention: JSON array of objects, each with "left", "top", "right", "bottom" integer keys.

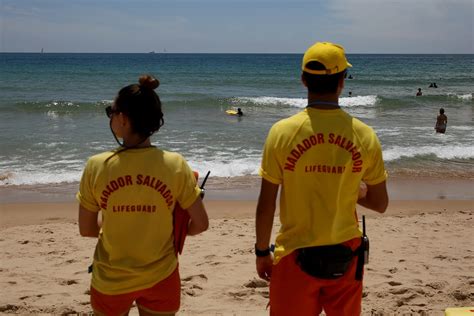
[{"left": 435, "top": 108, "right": 447, "bottom": 133}]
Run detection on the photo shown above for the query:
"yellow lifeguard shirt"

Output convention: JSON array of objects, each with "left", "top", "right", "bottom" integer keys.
[
  {"left": 259, "top": 108, "right": 387, "bottom": 264},
  {"left": 76, "top": 147, "right": 201, "bottom": 294}
]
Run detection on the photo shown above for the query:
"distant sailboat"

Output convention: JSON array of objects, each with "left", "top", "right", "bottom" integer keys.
[
  {"left": 149, "top": 51, "right": 155, "bottom": 54},
  {"left": 41, "top": 48, "right": 44, "bottom": 53}
]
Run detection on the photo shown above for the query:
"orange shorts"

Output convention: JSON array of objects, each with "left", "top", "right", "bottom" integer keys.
[
  {"left": 270, "top": 238, "right": 362, "bottom": 316},
  {"left": 91, "top": 267, "right": 180, "bottom": 316}
]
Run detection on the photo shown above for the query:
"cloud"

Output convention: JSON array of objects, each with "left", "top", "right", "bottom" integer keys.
[{"left": 326, "top": 0, "right": 473, "bottom": 53}]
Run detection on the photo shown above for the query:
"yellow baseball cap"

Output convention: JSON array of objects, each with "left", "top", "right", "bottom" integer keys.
[{"left": 302, "top": 42, "right": 352, "bottom": 75}]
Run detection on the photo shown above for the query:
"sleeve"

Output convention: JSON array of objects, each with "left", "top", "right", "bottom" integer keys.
[
  {"left": 75, "top": 159, "right": 101, "bottom": 212},
  {"left": 175, "top": 156, "right": 202, "bottom": 210},
  {"left": 259, "top": 124, "right": 283, "bottom": 185},
  {"left": 362, "top": 132, "right": 388, "bottom": 185}
]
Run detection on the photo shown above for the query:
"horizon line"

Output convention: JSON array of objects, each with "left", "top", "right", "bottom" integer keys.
[{"left": 1, "top": 51, "right": 473, "bottom": 55}]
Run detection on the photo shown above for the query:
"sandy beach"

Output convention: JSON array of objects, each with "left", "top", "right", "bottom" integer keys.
[{"left": 0, "top": 176, "right": 473, "bottom": 315}]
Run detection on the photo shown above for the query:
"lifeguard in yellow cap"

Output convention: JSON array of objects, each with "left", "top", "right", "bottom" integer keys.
[{"left": 255, "top": 42, "right": 389, "bottom": 315}]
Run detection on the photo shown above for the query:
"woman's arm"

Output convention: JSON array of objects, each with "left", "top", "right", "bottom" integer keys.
[
  {"left": 78, "top": 205, "right": 101, "bottom": 237},
  {"left": 186, "top": 198, "right": 209, "bottom": 236}
]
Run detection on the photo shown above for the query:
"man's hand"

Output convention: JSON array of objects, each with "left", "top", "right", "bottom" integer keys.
[{"left": 256, "top": 255, "right": 273, "bottom": 281}]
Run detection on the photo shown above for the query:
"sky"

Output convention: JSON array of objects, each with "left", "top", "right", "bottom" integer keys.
[{"left": 1, "top": 0, "right": 473, "bottom": 54}]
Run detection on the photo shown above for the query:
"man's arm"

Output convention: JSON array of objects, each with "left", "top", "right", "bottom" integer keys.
[
  {"left": 255, "top": 178, "right": 279, "bottom": 280},
  {"left": 78, "top": 205, "right": 101, "bottom": 237},
  {"left": 357, "top": 181, "right": 389, "bottom": 213}
]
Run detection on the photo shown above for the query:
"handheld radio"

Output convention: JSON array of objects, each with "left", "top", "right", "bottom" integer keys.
[
  {"left": 362, "top": 215, "right": 369, "bottom": 264},
  {"left": 200, "top": 171, "right": 211, "bottom": 199}
]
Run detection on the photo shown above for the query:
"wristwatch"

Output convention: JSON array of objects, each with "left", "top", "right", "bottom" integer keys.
[{"left": 255, "top": 244, "right": 271, "bottom": 257}]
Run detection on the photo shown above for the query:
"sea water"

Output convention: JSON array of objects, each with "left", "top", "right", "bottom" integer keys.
[{"left": 0, "top": 53, "right": 473, "bottom": 186}]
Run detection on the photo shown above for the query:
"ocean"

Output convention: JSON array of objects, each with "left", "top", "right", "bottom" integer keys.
[{"left": 0, "top": 53, "right": 473, "bottom": 186}]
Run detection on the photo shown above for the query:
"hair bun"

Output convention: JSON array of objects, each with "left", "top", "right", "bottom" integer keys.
[{"left": 139, "top": 74, "right": 160, "bottom": 90}]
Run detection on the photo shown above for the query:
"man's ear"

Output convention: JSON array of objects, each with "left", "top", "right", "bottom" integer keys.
[
  {"left": 301, "top": 74, "right": 308, "bottom": 87},
  {"left": 339, "top": 74, "right": 345, "bottom": 89},
  {"left": 337, "top": 74, "right": 345, "bottom": 93}
]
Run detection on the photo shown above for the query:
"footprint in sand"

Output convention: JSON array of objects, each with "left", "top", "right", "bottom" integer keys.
[
  {"left": 401, "top": 292, "right": 427, "bottom": 307},
  {"left": 389, "top": 287, "right": 409, "bottom": 295},
  {"left": 232, "top": 248, "right": 252, "bottom": 255},
  {"left": 426, "top": 280, "right": 448, "bottom": 290},
  {"left": 181, "top": 274, "right": 208, "bottom": 297},
  {"left": 228, "top": 289, "right": 250, "bottom": 299},
  {"left": 0, "top": 305, "right": 20, "bottom": 312},
  {"left": 244, "top": 279, "right": 269, "bottom": 299},
  {"left": 244, "top": 278, "right": 268, "bottom": 289},
  {"left": 204, "top": 254, "right": 216, "bottom": 260},
  {"left": 388, "top": 281, "right": 402, "bottom": 286},
  {"left": 451, "top": 290, "right": 471, "bottom": 301},
  {"left": 59, "top": 279, "right": 78, "bottom": 286},
  {"left": 434, "top": 254, "right": 458, "bottom": 261},
  {"left": 227, "top": 279, "right": 269, "bottom": 300},
  {"left": 36, "top": 228, "right": 54, "bottom": 234}
]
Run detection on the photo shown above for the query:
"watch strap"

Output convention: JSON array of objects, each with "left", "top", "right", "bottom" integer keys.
[{"left": 255, "top": 244, "right": 271, "bottom": 257}]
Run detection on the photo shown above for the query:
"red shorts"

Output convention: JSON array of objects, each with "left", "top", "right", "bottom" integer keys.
[
  {"left": 270, "top": 238, "right": 362, "bottom": 316},
  {"left": 91, "top": 267, "right": 180, "bottom": 316}
]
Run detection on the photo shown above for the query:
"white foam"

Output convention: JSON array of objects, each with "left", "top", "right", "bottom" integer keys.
[
  {"left": 0, "top": 170, "right": 82, "bottom": 186},
  {"left": 188, "top": 157, "right": 260, "bottom": 178},
  {"left": 384, "top": 145, "right": 474, "bottom": 161},
  {"left": 411, "top": 127, "right": 437, "bottom": 131},
  {"left": 450, "top": 126, "right": 474, "bottom": 131},
  {"left": 236, "top": 96, "right": 307, "bottom": 108},
  {"left": 4, "top": 143, "right": 472, "bottom": 186},
  {"left": 448, "top": 93, "right": 473, "bottom": 101},
  {"left": 235, "top": 95, "right": 378, "bottom": 108},
  {"left": 34, "top": 142, "right": 69, "bottom": 148},
  {"left": 340, "top": 95, "right": 378, "bottom": 107},
  {"left": 46, "top": 101, "right": 76, "bottom": 108},
  {"left": 46, "top": 111, "right": 59, "bottom": 119}
]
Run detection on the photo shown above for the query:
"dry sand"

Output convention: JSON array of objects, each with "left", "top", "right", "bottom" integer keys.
[{"left": 0, "top": 178, "right": 473, "bottom": 315}]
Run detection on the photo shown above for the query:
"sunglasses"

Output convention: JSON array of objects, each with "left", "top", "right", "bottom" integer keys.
[{"left": 105, "top": 106, "right": 118, "bottom": 118}]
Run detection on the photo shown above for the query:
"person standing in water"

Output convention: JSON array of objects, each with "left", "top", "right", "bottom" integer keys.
[
  {"left": 435, "top": 108, "right": 448, "bottom": 133},
  {"left": 77, "top": 74, "right": 208, "bottom": 316},
  {"left": 416, "top": 88, "right": 422, "bottom": 96}
]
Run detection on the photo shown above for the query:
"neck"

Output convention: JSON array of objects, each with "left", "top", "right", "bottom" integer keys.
[
  {"left": 307, "top": 93, "right": 340, "bottom": 109},
  {"left": 123, "top": 135, "right": 152, "bottom": 148}
]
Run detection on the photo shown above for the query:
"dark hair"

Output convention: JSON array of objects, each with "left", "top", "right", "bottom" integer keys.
[
  {"left": 114, "top": 74, "right": 164, "bottom": 138},
  {"left": 302, "top": 61, "right": 346, "bottom": 94},
  {"left": 440, "top": 108, "right": 445, "bottom": 114}
]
